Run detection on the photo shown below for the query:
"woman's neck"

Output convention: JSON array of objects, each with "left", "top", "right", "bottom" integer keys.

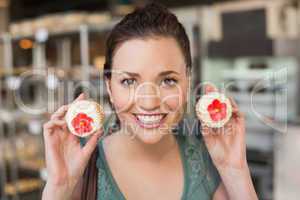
[{"left": 109, "top": 128, "right": 178, "bottom": 163}]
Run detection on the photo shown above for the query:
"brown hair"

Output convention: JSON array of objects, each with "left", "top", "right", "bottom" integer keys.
[
  {"left": 104, "top": 2, "right": 192, "bottom": 79},
  {"left": 81, "top": 2, "right": 192, "bottom": 199}
]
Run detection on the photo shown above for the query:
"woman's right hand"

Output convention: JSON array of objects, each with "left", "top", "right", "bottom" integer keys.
[{"left": 42, "top": 93, "right": 103, "bottom": 200}]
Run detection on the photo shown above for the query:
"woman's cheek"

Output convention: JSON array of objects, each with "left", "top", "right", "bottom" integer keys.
[
  {"left": 160, "top": 90, "right": 186, "bottom": 130},
  {"left": 161, "top": 88, "right": 187, "bottom": 113},
  {"left": 111, "top": 86, "right": 135, "bottom": 113}
]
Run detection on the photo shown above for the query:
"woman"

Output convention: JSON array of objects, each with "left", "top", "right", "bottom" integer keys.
[{"left": 42, "top": 3, "right": 258, "bottom": 200}]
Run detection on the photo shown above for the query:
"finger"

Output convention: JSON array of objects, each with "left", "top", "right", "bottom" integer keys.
[
  {"left": 228, "top": 97, "right": 244, "bottom": 118},
  {"left": 67, "top": 132, "right": 80, "bottom": 144},
  {"left": 201, "top": 126, "right": 217, "bottom": 149},
  {"left": 82, "top": 129, "right": 103, "bottom": 160},
  {"left": 50, "top": 105, "right": 69, "bottom": 120},
  {"left": 198, "top": 118, "right": 218, "bottom": 136},
  {"left": 204, "top": 84, "right": 218, "bottom": 94},
  {"left": 224, "top": 119, "right": 234, "bottom": 132},
  {"left": 201, "top": 125, "right": 210, "bottom": 137},
  {"left": 229, "top": 97, "right": 239, "bottom": 110},
  {"left": 233, "top": 110, "right": 244, "bottom": 119},
  {"left": 201, "top": 125, "right": 216, "bottom": 138},
  {"left": 216, "top": 126, "right": 226, "bottom": 136},
  {"left": 235, "top": 112, "right": 245, "bottom": 125},
  {"left": 43, "top": 119, "right": 67, "bottom": 133},
  {"left": 231, "top": 106, "right": 244, "bottom": 119},
  {"left": 74, "top": 93, "right": 85, "bottom": 102}
]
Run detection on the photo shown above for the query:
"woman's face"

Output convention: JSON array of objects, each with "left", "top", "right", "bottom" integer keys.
[{"left": 106, "top": 36, "right": 189, "bottom": 144}]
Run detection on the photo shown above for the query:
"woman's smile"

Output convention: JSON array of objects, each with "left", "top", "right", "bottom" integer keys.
[{"left": 132, "top": 113, "right": 168, "bottom": 129}]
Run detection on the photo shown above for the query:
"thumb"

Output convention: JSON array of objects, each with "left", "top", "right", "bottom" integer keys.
[
  {"left": 81, "top": 129, "right": 103, "bottom": 162},
  {"left": 201, "top": 125, "right": 217, "bottom": 149},
  {"left": 74, "top": 93, "right": 86, "bottom": 102},
  {"left": 204, "top": 84, "right": 218, "bottom": 94}
]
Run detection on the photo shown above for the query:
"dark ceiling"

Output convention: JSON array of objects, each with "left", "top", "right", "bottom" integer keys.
[{"left": 9, "top": 0, "right": 231, "bottom": 22}]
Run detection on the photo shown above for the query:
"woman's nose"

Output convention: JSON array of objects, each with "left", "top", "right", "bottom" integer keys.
[{"left": 135, "top": 82, "right": 160, "bottom": 111}]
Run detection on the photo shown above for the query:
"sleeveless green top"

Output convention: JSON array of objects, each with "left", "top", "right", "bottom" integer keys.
[{"left": 93, "top": 114, "right": 221, "bottom": 200}]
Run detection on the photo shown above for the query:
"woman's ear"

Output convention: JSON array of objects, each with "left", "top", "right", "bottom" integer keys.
[{"left": 105, "top": 78, "right": 113, "bottom": 103}]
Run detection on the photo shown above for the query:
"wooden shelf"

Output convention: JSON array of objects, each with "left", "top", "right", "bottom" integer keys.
[{"left": 4, "top": 178, "right": 44, "bottom": 195}]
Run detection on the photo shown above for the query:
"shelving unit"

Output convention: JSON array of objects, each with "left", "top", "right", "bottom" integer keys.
[
  {"left": 0, "top": 13, "right": 119, "bottom": 199},
  {"left": 199, "top": 1, "right": 300, "bottom": 199}
]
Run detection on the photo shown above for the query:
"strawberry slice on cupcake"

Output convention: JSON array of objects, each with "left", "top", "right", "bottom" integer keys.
[{"left": 65, "top": 100, "right": 104, "bottom": 137}]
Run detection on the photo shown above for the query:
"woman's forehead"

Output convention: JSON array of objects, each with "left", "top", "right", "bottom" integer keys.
[{"left": 112, "top": 37, "right": 186, "bottom": 74}]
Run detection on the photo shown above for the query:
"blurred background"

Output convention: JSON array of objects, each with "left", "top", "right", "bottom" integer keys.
[{"left": 0, "top": 0, "right": 299, "bottom": 199}]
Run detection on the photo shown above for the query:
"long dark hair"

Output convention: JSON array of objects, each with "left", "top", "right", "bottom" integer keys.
[{"left": 81, "top": 2, "right": 192, "bottom": 199}]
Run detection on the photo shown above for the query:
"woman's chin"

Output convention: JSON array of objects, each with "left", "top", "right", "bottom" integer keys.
[{"left": 136, "top": 129, "right": 165, "bottom": 144}]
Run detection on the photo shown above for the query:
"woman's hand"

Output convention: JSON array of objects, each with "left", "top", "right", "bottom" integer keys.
[
  {"left": 200, "top": 85, "right": 258, "bottom": 200},
  {"left": 201, "top": 85, "right": 247, "bottom": 170},
  {"left": 42, "top": 94, "right": 103, "bottom": 200}
]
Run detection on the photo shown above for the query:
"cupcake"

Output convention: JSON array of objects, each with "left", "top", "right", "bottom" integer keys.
[
  {"left": 65, "top": 100, "right": 104, "bottom": 137},
  {"left": 195, "top": 92, "right": 232, "bottom": 128}
]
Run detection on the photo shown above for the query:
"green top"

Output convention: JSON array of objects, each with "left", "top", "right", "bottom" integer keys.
[{"left": 81, "top": 114, "right": 221, "bottom": 199}]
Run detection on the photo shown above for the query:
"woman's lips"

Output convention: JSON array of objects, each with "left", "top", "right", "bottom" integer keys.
[{"left": 133, "top": 113, "right": 167, "bottom": 129}]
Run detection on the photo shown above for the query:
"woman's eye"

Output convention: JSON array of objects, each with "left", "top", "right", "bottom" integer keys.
[
  {"left": 162, "top": 78, "right": 177, "bottom": 87},
  {"left": 121, "top": 78, "right": 136, "bottom": 86}
]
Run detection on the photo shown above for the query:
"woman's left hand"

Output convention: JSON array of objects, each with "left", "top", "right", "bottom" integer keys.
[
  {"left": 200, "top": 85, "right": 259, "bottom": 200},
  {"left": 200, "top": 85, "right": 247, "bottom": 170}
]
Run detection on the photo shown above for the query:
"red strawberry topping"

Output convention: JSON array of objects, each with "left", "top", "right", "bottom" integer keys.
[
  {"left": 207, "top": 99, "right": 227, "bottom": 122},
  {"left": 71, "top": 113, "right": 94, "bottom": 134}
]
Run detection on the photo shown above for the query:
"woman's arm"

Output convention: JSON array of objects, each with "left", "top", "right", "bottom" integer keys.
[
  {"left": 200, "top": 85, "right": 258, "bottom": 200},
  {"left": 215, "top": 167, "right": 257, "bottom": 200},
  {"left": 70, "top": 176, "right": 83, "bottom": 200},
  {"left": 42, "top": 94, "right": 102, "bottom": 200},
  {"left": 213, "top": 183, "right": 229, "bottom": 200}
]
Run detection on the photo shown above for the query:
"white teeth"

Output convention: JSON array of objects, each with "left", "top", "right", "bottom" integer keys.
[{"left": 136, "top": 115, "right": 164, "bottom": 124}]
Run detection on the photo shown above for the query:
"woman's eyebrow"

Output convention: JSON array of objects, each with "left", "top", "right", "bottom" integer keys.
[
  {"left": 158, "top": 70, "right": 180, "bottom": 77},
  {"left": 120, "top": 71, "right": 140, "bottom": 77},
  {"left": 120, "top": 70, "right": 179, "bottom": 77}
]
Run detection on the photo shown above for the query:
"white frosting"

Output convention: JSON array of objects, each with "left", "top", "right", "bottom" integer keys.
[
  {"left": 65, "top": 100, "right": 104, "bottom": 137},
  {"left": 195, "top": 92, "right": 232, "bottom": 128}
]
